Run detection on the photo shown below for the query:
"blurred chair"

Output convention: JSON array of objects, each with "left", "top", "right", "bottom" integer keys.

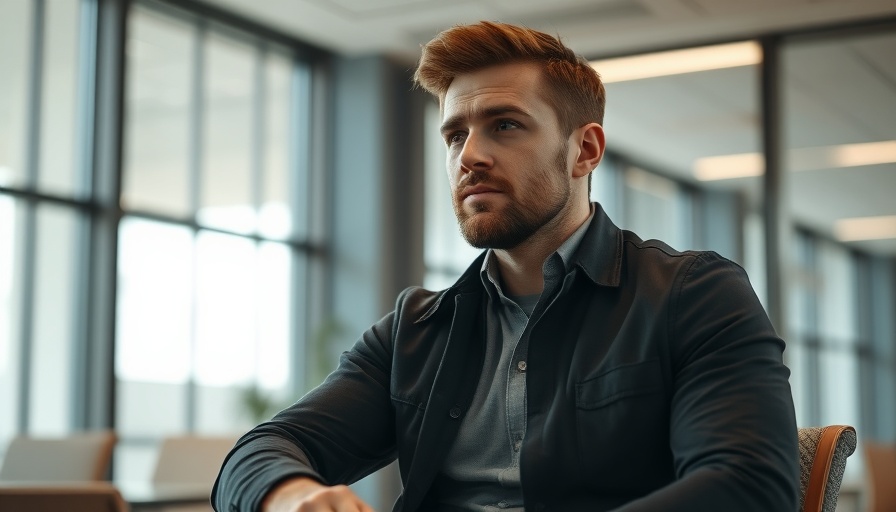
[
  {"left": 864, "top": 440, "right": 896, "bottom": 512},
  {"left": 797, "top": 425, "right": 857, "bottom": 512},
  {"left": 0, "top": 483, "right": 127, "bottom": 512},
  {"left": 149, "top": 435, "right": 238, "bottom": 512},
  {"left": 151, "top": 435, "right": 238, "bottom": 487},
  {"left": 0, "top": 430, "right": 116, "bottom": 482}
]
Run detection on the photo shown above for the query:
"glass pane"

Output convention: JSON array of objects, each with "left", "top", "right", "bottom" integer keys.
[
  {"left": 37, "top": 0, "right": 81, "bottom": 196},
  {"left": 742, "top": 211, "right": 767, "bottom": 305},
  {"left": 0, "top": 1, "right": 31, "bottom": 188},
  {"left": 0, "top": 197, "right": 24, "bottom": 445},
  {"left": 594, "top": 44, "right": 761, "bottom": 257},
  {"left": 256, "top": 242, "right": 291, "bottom": 392},
  {"left": 112, "top": 442, "right": 157, "bottom": 483},
  {"left": 819, "top": 347, "right": 860, "bottom": 433},
  {"left": 193, "top": 231, "right": 255, "bottom": 387},
  {"left": 29, "top": 204, "right": 80, "bottom": 434},
  {"left": 123, "top": 6, "right": 193, "bottom": 216},
  {"left": 116, "top": 380, "right": 186, "bottom": 437},
  {"left": 590, "top": 155, "right": 622, "bottom": 221},
  {"left": 817, "top": 242, "right": 857, "bottom": 345},
  {"left": 422, "top": 101, "right": 481, "bottom": 288},
  {"left": 783, "top": 28, "right": 896, "bottom": 458},
  {"left": 623, "top": 166, "right": 693, "bottom": 249},
  {"left": 259, "top": 51, "right": 294, "bottom": 239},
  {"left": 820, "top": 347, "right": 863, "bottom": 481},
  {"left": 116, "top": 217, "right": 193, "bottom": 437},
  {"left": 196, "top": 384, "right": 249, "bottom": 434},
  {"left": 783, "top": 31, "right": 896, "bottom": 257},
  {"left": 198, "top": 31, "right": 254, "bottom": 233},
  {"left": 193, "top": 238, "right": 293, "bottom": 432},
  {"left": 116, "top": 217, "right": 193, "bottom": 384},
  {"left": 785, "top": 341, "right": 808, "bottom": 428}
]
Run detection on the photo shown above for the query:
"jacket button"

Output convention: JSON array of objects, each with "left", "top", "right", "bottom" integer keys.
[{"left": 449, "top": 406, "right": 461, "bottom": 419}]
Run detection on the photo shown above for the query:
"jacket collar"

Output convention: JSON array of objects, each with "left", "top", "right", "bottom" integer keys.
[
  {"left": 415, "top": 202, "right": 623, "bottom": 323},
  {"left": 571, "top": 202, "right": 623, "bottom": 288}
]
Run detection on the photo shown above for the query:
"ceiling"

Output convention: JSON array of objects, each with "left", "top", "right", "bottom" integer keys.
[
  {"left": 208, "top": 0, "right": 896, "bottom": 256},
  {"left": 207, "top": 0, "right": 896, "bottom": 60}
]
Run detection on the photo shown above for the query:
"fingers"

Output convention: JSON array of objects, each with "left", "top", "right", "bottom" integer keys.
[
  {"left": 297, "top": 485, "right": 372, "bottom": 512},
  {"left": 263, "top": 478, "right": 375, "bottom": 512}
]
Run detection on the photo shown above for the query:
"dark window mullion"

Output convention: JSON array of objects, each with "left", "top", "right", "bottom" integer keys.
[
  {"left": 295, "top": 60, "right": 320, "bottom": 395},
  {"left": 185, "top": 17, "right": 205, "bottom": 434},
  {"left": 17, "top": 0, "right": 47, "bottom": 434},
  {"left": 804, "top": 235, "right": 822, "bottom": 426},
  {"left": 70, "top": 0, "right": 100, "bottom": 431},
  {"left": 251, "top": 42, "right": 266, "bottom": 382},
  {"left": 855, "top": 254, "right": 876, "bottom": 437}
]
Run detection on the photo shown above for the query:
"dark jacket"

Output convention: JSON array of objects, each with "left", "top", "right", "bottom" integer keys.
[{"left": 212, "top": 204, "right": 799, "bottom": 512}]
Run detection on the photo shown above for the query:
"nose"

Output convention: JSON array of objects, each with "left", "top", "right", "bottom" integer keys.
[{"left": 458, "top": 131, "right": 493, "bottom": 174}]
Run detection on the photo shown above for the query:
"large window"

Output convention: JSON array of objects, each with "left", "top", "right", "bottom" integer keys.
[
  {"left": 783, "top": 26, "right": 896, "bottom": 481},
  {"left": 0, "top": 0, "right": 96, "bottom": 443},
  {"left": 0, "top": 0, "right": 325, "bottom": 483},
  {"left": 114, "top": 1, "right": 315, "bottom": 481}
]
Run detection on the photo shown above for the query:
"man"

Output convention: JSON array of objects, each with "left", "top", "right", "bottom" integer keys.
[{"left": 213, "top": 22, "right": 799, "bottom": 512}]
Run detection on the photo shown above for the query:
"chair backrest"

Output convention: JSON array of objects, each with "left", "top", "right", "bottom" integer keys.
[
  {"left": 151, "top": 435, "right": 238, "bottom": 487},
  {"left": 0, "top": 483, "right": 128, "bottom": 512},
  {"left": 798, "top": 425, "right": 857, "bottom": 512},
  {"left": 0, "top": 431, "right": 117, "bottom": 482},
  {"left": 864, "top": 440, "right": 896, "bottom": 512}
]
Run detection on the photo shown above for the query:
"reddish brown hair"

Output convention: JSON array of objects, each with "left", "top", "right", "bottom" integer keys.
[{"left": 414, "top": 21, "right": 606, "bottom": 134}]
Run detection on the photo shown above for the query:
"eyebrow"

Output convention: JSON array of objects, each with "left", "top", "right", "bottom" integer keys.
[{"left": 440, "top": 104, "right": 533, "bottom": 136}]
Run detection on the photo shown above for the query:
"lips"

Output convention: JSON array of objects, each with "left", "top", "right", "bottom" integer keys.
[{"left": 461, "top": 184, "right": 501, "bottom": 200}]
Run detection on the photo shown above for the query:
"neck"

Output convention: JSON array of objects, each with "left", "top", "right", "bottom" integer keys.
[{"left": 493, "top": 201, "right": 591, "bottom": 296}]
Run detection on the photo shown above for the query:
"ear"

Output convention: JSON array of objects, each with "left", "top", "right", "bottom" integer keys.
[{"left": 571, "top": 123, "right": 605, "bottom": 179}]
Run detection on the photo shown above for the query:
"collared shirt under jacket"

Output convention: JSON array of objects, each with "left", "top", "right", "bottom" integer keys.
[{"left": 212, "top": 202, "right": 800, "bottom": 512}]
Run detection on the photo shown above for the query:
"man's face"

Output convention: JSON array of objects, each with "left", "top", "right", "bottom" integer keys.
[{"left": 441, "top": 61, "right": 575, "bottom": 250}]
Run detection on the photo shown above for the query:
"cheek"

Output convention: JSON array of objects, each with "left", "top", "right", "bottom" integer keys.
[{"left": 446, "top": 155, "right": 462, "bottom": 185}]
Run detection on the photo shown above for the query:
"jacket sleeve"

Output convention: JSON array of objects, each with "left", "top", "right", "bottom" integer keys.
[
  {"left": 616, "top": 252, "right": 800, "bottom": 512},
  {"left": 211, "top": 307, "right": 399, "bottom": 512}
]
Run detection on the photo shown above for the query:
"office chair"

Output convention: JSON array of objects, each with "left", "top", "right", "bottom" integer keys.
[
  {"left": 0, "top": 430, "right": 117, "bottom": 482},
  {"left": 797, "top": 425, "right": 857, "bottom": 512},
  {"left": 151, "top": 435, "right": 238, "bottom": 487}
]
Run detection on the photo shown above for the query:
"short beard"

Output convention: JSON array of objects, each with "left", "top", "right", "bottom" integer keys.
[{"left": 453, "top": 142, "right": 569, "bottom": 250}]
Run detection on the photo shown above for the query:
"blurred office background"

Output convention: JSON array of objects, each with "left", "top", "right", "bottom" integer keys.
[{"left": 0, "top": 0, "right": 894, "bottom": 509}]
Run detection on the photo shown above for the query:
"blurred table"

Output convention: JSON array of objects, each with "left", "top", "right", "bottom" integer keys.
[
  {"left": 0, "top": 482, "right": 127, "bottom": 511},
  {"left": 118, "top": 481, "right": 211, "bottom": 510},
  {"left": 0, "top": 481, "right": 211, "bottom": 511}
]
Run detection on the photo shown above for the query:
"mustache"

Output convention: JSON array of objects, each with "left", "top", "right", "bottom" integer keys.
[{"left": 455, "top": 172, "right": 510, "bottom": 194}]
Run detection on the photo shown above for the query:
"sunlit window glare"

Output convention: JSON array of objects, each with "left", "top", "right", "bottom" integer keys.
[{"left": 116, "top": 215, "right": 291, "bottom": 388}]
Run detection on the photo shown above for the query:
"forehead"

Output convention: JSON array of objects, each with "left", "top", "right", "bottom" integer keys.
[{"left": 441, "top": 62, "right": 554, "bottom": 121}]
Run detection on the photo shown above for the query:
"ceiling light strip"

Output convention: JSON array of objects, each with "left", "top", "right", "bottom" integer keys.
[
  {"left": 835, "top": 216, "right": 896, "bottom": 242},
  {"left": 591, "top": 41, "right": 762, "bottom": 83},
  {"left": 693, "top": 140, "right": 896, "bottom": 181}
]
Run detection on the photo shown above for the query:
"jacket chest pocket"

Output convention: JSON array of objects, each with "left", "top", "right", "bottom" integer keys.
[{"left": 574, "top": 359, "right": 671, "bottom": 490}]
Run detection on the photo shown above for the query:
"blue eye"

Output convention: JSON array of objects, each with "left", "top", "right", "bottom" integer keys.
[
  {"left": 497, "top": 119, "right": 519, "bottom": 131},
  {"left": 446, "top": 132, "right": 466, "bottom": 146}
]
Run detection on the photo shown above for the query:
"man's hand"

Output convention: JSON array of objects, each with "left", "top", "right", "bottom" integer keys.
[{"left": 261, "top": 476, "right": 376, "bottom": 512}]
